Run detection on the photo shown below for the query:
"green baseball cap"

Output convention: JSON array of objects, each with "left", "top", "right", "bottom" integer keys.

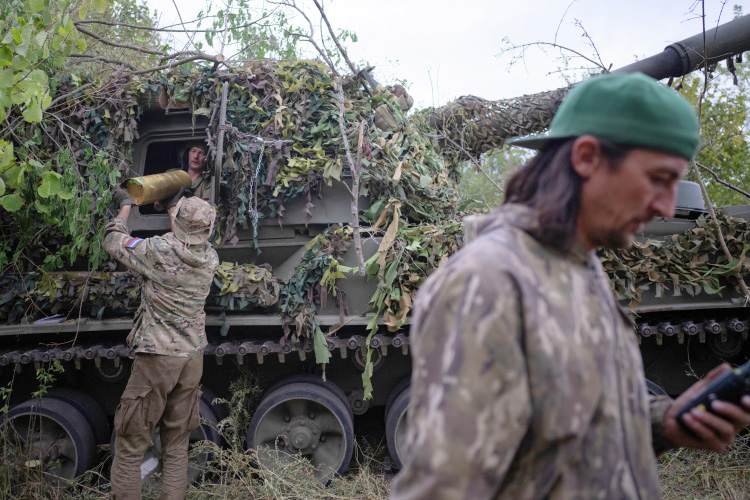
[{"left": 507, "top": 72, "right": 701, "bottom": 160}]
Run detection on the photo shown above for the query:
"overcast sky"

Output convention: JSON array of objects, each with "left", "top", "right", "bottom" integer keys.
[{"left": 145, "top": 0, "right": 750, "bottom": 108}]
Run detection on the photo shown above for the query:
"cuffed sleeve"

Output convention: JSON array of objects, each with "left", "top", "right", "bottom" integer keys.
[{"left": 649, "top": 394, "right": 676, "bottom": 456}]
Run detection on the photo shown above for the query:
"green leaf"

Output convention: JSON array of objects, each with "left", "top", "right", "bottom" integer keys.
[
  {"left": 28, "top": 0, "right": 45, "bottom": 12},
  {"left": 34, "top": 199, "right": 50, "bottom": 213},
  {"left": 0, "top": 70, "right": 13, "bottom": 89},
  {"left": 1, "top": 194, "right": 23, "bottom": 212},
  {"left": 28, "top": 69, "right": 48, "bottom": 84},
  {"left": 92, "top": 0, "right": 107, "bottom": 13},
  {"left": 22, "top": 102, "right": 42, "bottom": 122},
  {"left": 38, "top": 171, "right": 62, "bottom": 198},
  {"left": 0, "top": 141, "right": 12, "bottom": 170},
  {"left": 3, "top": 166, "right": 24, "bottom": 188},
  {"left": 0, "top": 177, "right": 5, "bottom": 197},
  {"left": 57, "top": 188, "right": 75, "bottom": 200}
]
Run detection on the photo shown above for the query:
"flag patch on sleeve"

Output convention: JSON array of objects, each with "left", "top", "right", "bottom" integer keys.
[{"left": 125, "top": 237, "right": 143, "bottom": 248}]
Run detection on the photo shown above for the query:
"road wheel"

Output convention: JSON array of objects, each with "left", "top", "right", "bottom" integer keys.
[
  {"left": 45, "top": 388, "right": 110, "bottom": 445},
  {"left": 265, "top": 374, "right": 352, "bottom": 419},
  {"left": 385, "top": 384, "right": 410, "bottom": 470},
  {"left": 3, "top": 398, "right": 96, "bottom": 486},
  {"left": 246, "top": 381, "right": 354, "bottom": 482}
]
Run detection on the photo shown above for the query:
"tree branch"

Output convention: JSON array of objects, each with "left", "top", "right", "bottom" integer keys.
[
  {"left": 68, "top": 54, "right": 138, "bottom": 71},
  {"left": 310, "top": 0, "right": 357, "bottom": 77},
  {"left": 692, "top": 0, "right": 750, "bottom": 303},
  {"left": 76, "top": 24, "right": 165, "bottom": 56},
  {"left": 74, "top": 19, "right": 222, "bottom": 33},
  {"left": 335, "top": 81, "right": 365, "bottom": 274},
  {"left": 696, "top": 161, "right": 750, "bottom": 199}
]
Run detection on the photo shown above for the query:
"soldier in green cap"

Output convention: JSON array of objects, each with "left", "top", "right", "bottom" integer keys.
[
  {"left": 105, "top": 190, "right": 219, "bottom": 500},
  {"left": 390, "top": 73, "right": 750, "bottom": 500}
]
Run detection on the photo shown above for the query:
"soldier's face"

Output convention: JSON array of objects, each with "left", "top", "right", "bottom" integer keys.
[
  {"left": 576, "top": 140, "right": 688, "bottom": 251},
  {"left": 188, "top": 147, "right": 207, "bottom": 172}
]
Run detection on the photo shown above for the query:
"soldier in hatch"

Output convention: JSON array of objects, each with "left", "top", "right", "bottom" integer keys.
[
  {"left": 105, "top": 190, "right": 219, "bottom": 500},
  {"left": 389, "top": 73, "right": 750, "bottom": 500},
  {"left": 154, "top": 141, "right": 212, "bottom": 212}
]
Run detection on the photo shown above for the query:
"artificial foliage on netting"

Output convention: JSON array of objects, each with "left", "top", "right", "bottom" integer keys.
[
  {"left": 212, "top": 261, "right": 283, "bottom": 311},
  {"left": 0, "top": 262, "right": 284, "bottom": 324},
  {"left": 152, "top": 60, "right": 459, "bottom": 243},
  {"left": 600, "top": 210, "right": 750, "bottom": 310},
  {"left": 277, "top": 224, "right": 354, "bottom": 365}
]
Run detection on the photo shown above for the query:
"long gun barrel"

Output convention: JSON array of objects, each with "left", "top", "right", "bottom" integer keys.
[{"left": 432, "top": 14, "right": 750, "bottom": 157}]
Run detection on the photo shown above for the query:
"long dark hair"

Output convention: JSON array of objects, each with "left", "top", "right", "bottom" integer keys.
[{"left": 504, "top": 138, "right": 634, "bottom": 252}]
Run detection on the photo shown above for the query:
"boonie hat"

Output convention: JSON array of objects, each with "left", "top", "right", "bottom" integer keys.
[
  {"left": 172, "top": 196, "right": 215, "bottom": 245},
  {"left": 507, "top": 72, "right": 700, "bottom": 160}
]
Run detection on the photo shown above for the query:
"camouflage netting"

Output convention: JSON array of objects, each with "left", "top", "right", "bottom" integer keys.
[
  {"left": 3, "top": 59, "right": 749, "bottom": 347},
  {"left": 428, "top": 87, "right": 571, "bottom": 158},
  {"left": 600, "top": 210, "right": 750, "bottom": 310},
  {"left": 0, "top": 263, "right": 282, "bottom": 323},
  {"left": 153, "top": 60, "right": 460, "bottom": 243}
]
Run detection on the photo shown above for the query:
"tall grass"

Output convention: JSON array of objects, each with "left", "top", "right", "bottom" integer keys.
[{"left": 1, "top": 366, "right": 749, "bottom": 500}]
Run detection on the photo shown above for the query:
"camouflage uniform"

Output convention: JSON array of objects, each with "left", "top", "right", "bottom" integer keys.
[
  {"left": 104, "top": 197, "right": 219, "bottom": 500},
  {"left": 390, "top": 204, "right": 673, "bottom": 500},
  {"left": 103, "top": 215, "right": 218, "bottom": 356},
  {"left": 164, "top": 170, "right": 212, "bottom": 209}
]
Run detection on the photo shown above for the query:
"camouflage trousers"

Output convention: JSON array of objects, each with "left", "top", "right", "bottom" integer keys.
[{"left": 110, "top": 353, "right": 203, "bottom": 500}]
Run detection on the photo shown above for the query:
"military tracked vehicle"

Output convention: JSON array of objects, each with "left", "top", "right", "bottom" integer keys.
[{"left": 1, "top": 12, "right": 750, "bottom": 488}]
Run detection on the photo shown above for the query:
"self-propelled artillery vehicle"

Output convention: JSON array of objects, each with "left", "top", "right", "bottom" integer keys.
[{"left": 1, "top": 13, "right": 750, "bottom": 489}]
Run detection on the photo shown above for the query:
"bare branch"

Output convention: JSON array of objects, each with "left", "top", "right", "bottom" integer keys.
[
  {"left": 691, "top": 0, "right": 750, "bottom": 303},
  {"left": 501, "top": 40, "right": 608, "bottom": 73},
  {"left": 269, "top": 0, "right": 338, "bottom": 74},
  {"left": 74, "top": 19, "right": 221, "bottom": 33},
  {"left": 68, "top": 54, "right": 138, "bottom": 71},
  {"left": 219, "top": 0, "right": 234, "bottom": 57},
  {"left": 76, "top": 24, "right": 164, "bottom": 56},
  {"left": 573, "top": 19, "right": 606, "bottom": 70},
  {"left": 310, "top": 0, "right": 357, "bottom": 76},
  {"left": 132, "top": 55, "right": 211, "bottom": 75},
  {"left": 696, "top": 162, "right": 750, "bottom": 199},
  {"left": 553, "top": 0, "right": 577, "bottom": 46},
  {"left": 159, "top": 50, "right": 219, "bottom": 62},
  {"left": 172, "top": 0, "right": 198, "bottom": 53}
]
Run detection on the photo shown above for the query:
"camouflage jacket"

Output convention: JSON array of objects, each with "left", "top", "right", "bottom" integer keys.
[
  {"left": 390, "top": 204, "right": 673, "bottom": 500},
  {"left": 103, "top": 217, "right": 219, "bottom": 357},
  {"left": 164, "top": 170, "right": 212, "bottom": 209}
]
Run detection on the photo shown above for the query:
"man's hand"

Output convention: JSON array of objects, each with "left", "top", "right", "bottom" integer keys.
[
  {"left": 113, "top": 188, "right": 133, "bottom": 209},
  {"left": 664, "top": 363, "right": 750, "bottom": 452}
]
